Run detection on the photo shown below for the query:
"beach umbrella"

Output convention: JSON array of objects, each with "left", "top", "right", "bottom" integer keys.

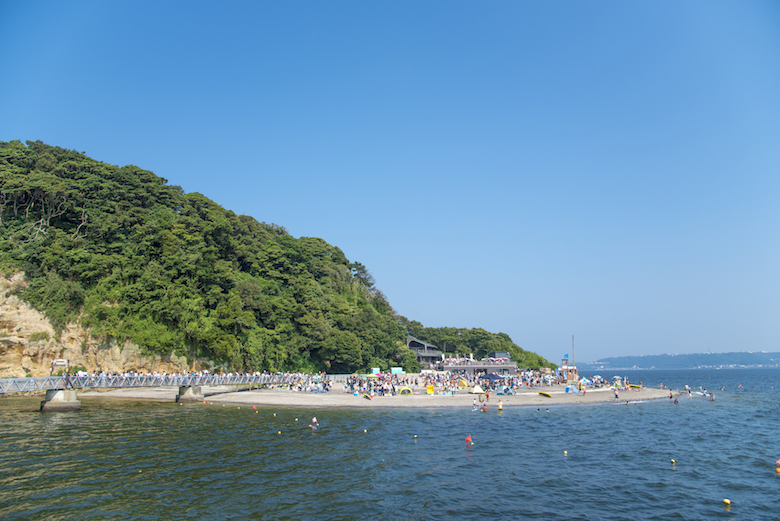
[{"left": 469, "top": 385, "right": 486, "bottom": 394}]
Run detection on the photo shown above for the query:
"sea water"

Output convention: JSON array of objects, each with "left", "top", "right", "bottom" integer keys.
[{"left": 0, "top": 368, "right": 778, "bottom": 520}]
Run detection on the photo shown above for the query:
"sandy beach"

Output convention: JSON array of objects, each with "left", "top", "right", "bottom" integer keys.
[{"left": 80, "top": 385, "right": 675, "bottom": 408}]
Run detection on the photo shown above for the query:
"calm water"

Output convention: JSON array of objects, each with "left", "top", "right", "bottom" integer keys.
[{"left": 1, "top": 369, "right": 779, "bottom": 520}]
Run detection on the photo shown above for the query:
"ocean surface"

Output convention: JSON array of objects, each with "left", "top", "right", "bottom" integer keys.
[{"left": 1, "top": 368, "right": 778, "bottom": 520}]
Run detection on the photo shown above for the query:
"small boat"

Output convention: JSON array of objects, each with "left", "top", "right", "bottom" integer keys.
[{"left": 538, "top": 391, "right": 552, "bottom": 398}]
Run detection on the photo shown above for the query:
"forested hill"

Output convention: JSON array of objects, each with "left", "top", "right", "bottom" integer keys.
[{"left": 0, "top": 140, "right": 553, "bottom": 372}]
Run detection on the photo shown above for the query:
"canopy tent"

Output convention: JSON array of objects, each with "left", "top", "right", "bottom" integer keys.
[
  {"left": 478, "top": 373, "right": 506, "bottom": 381},
  {"left": 398, "top": 387, "right": 413, "bottom": 395},
  {"left": 469, "top": 385, "right": 486, "bottom": 394}
]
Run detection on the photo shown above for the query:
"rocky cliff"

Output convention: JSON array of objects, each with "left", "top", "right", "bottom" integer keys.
[{"left": 0, "top": 273, "right": 210, "bottom": 377}]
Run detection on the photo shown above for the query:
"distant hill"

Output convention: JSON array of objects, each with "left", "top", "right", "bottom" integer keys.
[
  {"left": 581, "top": 352, "right": 780, "bottom": 370},
  {"left": 0, "top": 140, "right": 553, "bottom": 373}
]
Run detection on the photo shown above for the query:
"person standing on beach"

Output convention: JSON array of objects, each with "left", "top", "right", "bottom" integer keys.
[{"left": 614, "top": 389, "right": 619, "bottom": 401}]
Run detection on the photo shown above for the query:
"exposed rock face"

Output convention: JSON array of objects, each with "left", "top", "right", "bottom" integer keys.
[{"left": 0, "top": 273, "right": 210, "bottom": 377}]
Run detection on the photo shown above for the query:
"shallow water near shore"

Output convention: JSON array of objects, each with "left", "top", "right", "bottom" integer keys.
[{"left": 1, "top": 368, "right": 779, "bottom": 520}]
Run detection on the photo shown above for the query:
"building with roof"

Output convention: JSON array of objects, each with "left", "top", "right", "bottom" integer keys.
[{"left": 406, "top": 335, "right": 443, "bottom": 369}]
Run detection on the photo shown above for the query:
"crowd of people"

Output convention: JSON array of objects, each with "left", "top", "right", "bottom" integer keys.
[
  {"left": 338, "top": 369, "right": 573, "bottom": 397},
  {"left": 54, "top": 368, "right": 647, "bottom": 397}
]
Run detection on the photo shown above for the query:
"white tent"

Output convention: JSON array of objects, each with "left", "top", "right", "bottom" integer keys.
[{"left": 469, "top": 385, "right": 485, "bottom": 394}]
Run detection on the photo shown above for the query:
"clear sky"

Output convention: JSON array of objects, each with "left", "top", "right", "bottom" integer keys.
[{"left": 2, "top": 1, "right": 779, "bottom": 363}]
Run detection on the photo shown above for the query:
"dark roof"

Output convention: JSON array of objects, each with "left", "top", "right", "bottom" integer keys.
[
  {"left": 406, "top": 335, "right": 442, "bottom": 356},
  {"left": 406, "top": 335, "right": 439, "bottom": 350}
]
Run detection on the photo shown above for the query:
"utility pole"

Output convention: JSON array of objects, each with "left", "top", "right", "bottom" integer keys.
[{"left": 572, "top": 335, "right": 575, "bottom": 371}]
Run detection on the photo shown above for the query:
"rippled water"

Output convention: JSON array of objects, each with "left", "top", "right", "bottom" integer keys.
[{"left": 1, "top": 369, "right": 779, "bottom": 520}]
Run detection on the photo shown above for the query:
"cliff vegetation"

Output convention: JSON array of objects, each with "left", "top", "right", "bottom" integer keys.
[{"left": 0, "top": 140, "right": 553, "bottom": 373}]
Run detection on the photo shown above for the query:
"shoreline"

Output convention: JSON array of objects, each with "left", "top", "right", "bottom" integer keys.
[{"left": 75, "top": 385, "right": 676, "bottom": 408}]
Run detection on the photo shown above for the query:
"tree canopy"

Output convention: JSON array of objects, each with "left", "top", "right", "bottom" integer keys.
[{"left": 0, "top": 140, "right": 553, "bottom": 372}]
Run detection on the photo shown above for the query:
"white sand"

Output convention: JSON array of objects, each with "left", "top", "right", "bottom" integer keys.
[{"left": 80, "top": 385, "right": 675, "bottom": 408}]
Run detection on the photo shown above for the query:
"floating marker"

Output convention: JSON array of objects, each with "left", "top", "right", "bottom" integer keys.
[
  {"left": 203, "top": 401, "right": 207, "bottom": 404},
  {"left": 252, "top": 406, "right": 257, "bottom": 410},
  {"left": 238, "top": 407, "right": 240, "bottom": 409},
  {"left": 255, "top": 411, "right": 258, "bottom": 414},
  {"left": 465, "top": 435, "right": 472, "bottom": 444},
  {"left": 671, "top": 459, "right": 676, "bottom": 465},
  {"left": 414, "top": 435, "right": 417, "bottom": 438},
  {"left": 776, "top": 459, "right": 780, "bottom": 466},
  {"left": 723, "top": 499, "right": 731, "bottom": 505},
  {"left": 364, "top": 429, "right": 367, "bottom": 433},
  {"left": 273, "top": 413, "right": 276, "bottom": 417},
  {"left": 775, "top": 468, "right": 780, "bottom": 474},
  {"left": 295, "top": 418, "right": 298, "bottom": 421}
]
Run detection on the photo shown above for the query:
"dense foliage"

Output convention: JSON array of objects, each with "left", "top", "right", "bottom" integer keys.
[{"left": 0, "top": 140, "right": 552, "bottom": 372}]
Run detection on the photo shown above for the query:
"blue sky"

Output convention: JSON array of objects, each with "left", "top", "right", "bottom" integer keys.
[{"left": 2, "top": 1, "right": 779, "bottom": 362}]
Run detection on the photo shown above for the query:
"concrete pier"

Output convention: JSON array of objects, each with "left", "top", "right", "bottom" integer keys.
[
  {"left": 40, "top": 390, "right": 81, "bottom": 412},
  {"left": 176, "top": 385, "right": 204, "bottom": 403}
]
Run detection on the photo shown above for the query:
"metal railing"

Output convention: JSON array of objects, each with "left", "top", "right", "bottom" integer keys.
[{"left": 0, "top": 373, "right": 330, "bottom": 394}]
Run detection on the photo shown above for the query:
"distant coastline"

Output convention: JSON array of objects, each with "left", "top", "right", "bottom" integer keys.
[{"left": 581, "top": 351, "right": 780, "bottom": 371}]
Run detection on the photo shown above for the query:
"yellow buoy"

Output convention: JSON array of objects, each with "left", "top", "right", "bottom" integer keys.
[
  {"left": 364, "top": 429, "right": 367, "bottom": 433},
  {"left": 723, "top": 499, "right": 731, "bottom": 505},
  {"left": 671, "top": 459, "right": 676, "bottom": 465},
  {"left": 414, "top": 435, "right": 417, "bottom": 438},
  {"left": 238, "top": 407, "right": 240, "bottom": 410},
  {"left": 273, "top": 413, "right": 276, "bottom": 417},
  {"left": 564, "top": 451, "right": 568, "bottom": 456},
  {"left": 295, "top": 418, "right": 298, "bottom": 421},
  {"left": 203, "top": 401, "right": 206, "bottom": 404},
  {"left": 255, "top": 411, "right": 258, "bottom": 414},
  {"left": 278, "top": 431, "right": 281, "bottom": 434},
  {"left": 775, "top": 468, "right": 780, "bottom": 474}
]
